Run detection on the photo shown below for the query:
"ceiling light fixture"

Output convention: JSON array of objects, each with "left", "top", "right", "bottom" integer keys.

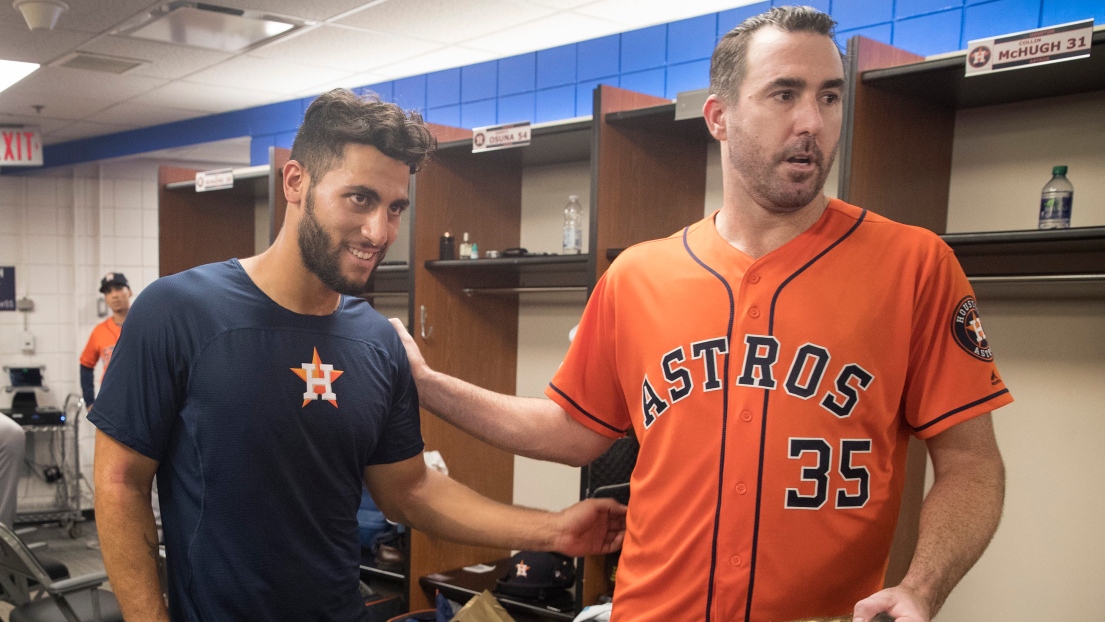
[
  {"left": 12, "top": 0, "right": 68, "bottom": 31},
  {"left": 112, "top": 1, "right": 306, "bottom": 53},
  {"left": 0, "top": 59, "right": 39, "bottom": 94}
]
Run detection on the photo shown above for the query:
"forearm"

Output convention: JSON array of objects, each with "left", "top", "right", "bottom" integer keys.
[
  {"left": 395, "top": 467, "right": 560, "bottom": 551},
  {"left": 417, "top": 368, "right": 600, "bottom": 466},
  {"left": 94, "top": 481, "right": 169, "bottom": 621},
  {"left": 899, "top": 449, "right": 1005, "bottom": 615}
]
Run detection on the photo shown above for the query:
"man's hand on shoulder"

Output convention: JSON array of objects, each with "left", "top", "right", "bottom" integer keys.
[
  {"left": 550, "top": 498, "right": 627, "bottom": 557},
  {"left": 853, "top": 584, "right": 932, "bottom": 622},
  {"left": 389, "top": 318, "right": 430, "bottom": 381}
]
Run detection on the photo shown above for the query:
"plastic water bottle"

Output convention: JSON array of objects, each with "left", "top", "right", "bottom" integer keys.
[
  {"left": 562, "top": 195, "right": 583, "bottom": 255},
  {"left": 1039, "top": 166, "right": 1073, "bottom": 229}
]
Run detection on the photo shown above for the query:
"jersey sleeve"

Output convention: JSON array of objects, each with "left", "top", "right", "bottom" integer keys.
[
  {"left": 903, "top": 248, "right": 1013, "bottom": 439},
  {"left": 86, "top": 284, "right": 187, "bottom": 461},
  {"left": 365, "top": 338, "right": 425, "bottom": 466},
  {"left": 79, "top": 325, "right": 101, "bottom": 369},
  {"left": 546, "top": 271, "right": 631, "bottom": 439}
]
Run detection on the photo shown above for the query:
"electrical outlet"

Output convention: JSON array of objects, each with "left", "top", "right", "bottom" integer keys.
[
  {"left": 16, "top": 297, "right": 33, "bottom": 312},
  {"left": 20, "top": 331, "right": 35, "bottom": 354}
]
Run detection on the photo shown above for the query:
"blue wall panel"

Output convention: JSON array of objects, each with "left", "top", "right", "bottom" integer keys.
[
  {"left": 665, "top": 59, "right": 710, "bottom": 99},
  {"left": 718, "top": 2, "right": 771, "bottom": 37},
  {"left": 621, "top": 25, "right": 667, "bottom": 73},
  {"left": 896, "top": 0, "right": 965, "bottom": 18},
  {"left": 499, "top": 53, "right": 536, "bottom": 96},
  {"left": 577, "top": 35, "right": 619, "bottom": 80},
  {"left": 774, "top": 0, "right": 830, "bottom": 13},
  {"left": 361, "top": 81, "right": 393, "bottom": 102},
  {"left": 461, "top": 98, "right": 497, "bottom": 128},
  {"left": 668, "top": 14, "right": 717, "bottom": 64},
  {"left": 536, "top": 44, "right": 577, "bottom": 89},
  {"left": 274, "top": 131, "right": 296, "bottom": 150},
  {"left": 962, "top": 0, "right": 1042, "bottom": 45},
  {"left": 535, "top": 86, "right": 576, "bottom": 122},
  {"left": 1041, "top": 0, "right": 1105, "bottom": 23},
  {"left": 834, "top": 0, "right": 895, "bottom": 31},
  {"left": 426, "top": 69, "right": 461, "bottom": 108},
  {"left": 894, "top": 9, "right": 965, "bottom": 56},
  {"left": 425, "top": 105, "right": 461, "bottom": 127},
  {"left": 393, "top": 75, "right": 427, "bottom": 113},
  {"left": 619, "top": 68, "right": 665, "bottom": 98},
  {"left": 462, "top": 61, "right": 498, "bottom": 102},
  {"left": 836, "top": 22, "right": 894, "bottom": 47},
  {"left": 497, "top": 92, "right": 535, "bottom": 123},
  {"left": 250, "top": 135, "right": 274, "bottom": 167}
]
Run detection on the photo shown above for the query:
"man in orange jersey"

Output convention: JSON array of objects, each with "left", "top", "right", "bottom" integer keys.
[
  {"left": 391, "top": 6, "right": 1008, "bottom": 622},
  {"left": 79, "top": 271, "right": 131, "bottom": 408}
]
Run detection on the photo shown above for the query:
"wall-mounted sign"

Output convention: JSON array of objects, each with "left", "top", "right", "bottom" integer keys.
[
  {"left": 965, "top": 19, "right": 1093, "bottom": 76},
  {"left": 0, "top": 267, "right": 15, "bottom": 312},
  {"left": 472, "top": 121, "right": 531, "bottom": 153},
  {"left": 1, "top": 128, "right": 42, "bottom": 167},
  {"left": 195, "top": 168, "right": 234, "bottom": 192}
]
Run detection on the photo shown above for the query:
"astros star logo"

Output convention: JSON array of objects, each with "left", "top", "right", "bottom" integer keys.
[
  {"left": 291, "top": 347, "right": 344, "bottom": 408},
  {"left": 515, "top": 560, "right": 530, "bottom": 578}
]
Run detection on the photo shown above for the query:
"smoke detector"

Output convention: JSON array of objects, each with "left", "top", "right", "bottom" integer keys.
[
  {"left": 12, "top": 0, "right": 68, "bottom": 31},
  {"left": 111, "top": 1, "right": 308, "bottom": 53}
]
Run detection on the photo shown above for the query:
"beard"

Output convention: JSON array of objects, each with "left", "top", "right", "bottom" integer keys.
[
  {"left": 297, "top": 190, "right": 385, "bottom": 296},
  {"left": 728, "top": 131, "right": 837, "bottom": 211}
]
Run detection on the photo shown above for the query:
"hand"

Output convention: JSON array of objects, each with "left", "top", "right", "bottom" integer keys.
[
  {"left": 854, "top": 585, "right": 932, "bottom": 622},
  {"left": 389, "top": 318, "right": 430, "bottom": 381},
  {"left": 551, "top": 498, "right": 627, "bottom": 557}
]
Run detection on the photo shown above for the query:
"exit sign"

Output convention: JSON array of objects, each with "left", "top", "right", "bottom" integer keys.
[{"left": 1, "top": 128, "right": 42, "bottom": 166}]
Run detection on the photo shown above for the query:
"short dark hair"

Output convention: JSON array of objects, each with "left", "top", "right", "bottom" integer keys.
[
  {"left": 709, "top": 5, "right": 839, "bottom": 101},
  {"left": 291, "top": 88, "right": 436, "bottom": 180}
]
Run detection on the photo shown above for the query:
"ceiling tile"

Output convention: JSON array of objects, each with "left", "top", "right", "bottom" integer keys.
[
  {"left": 0, "top": 22, "right": 95, "bottom": 64},
  {"left": 294, "top": 71, "right": 391, "bottom": 97},
  {"left": 78, "top": 36, "right": 234, "bottom": 81},
  {"left": 52, "top": 0, "right": 163, "bottom": 34},
  {"left": 0, "top": 113, "right": 71, "bottom": 133},
  {"left": 183, "top": 55, "right": 353, "bottom": 95},
  {"left": 212, "top": 0, "right": 378, "bottom": 22},
  {"left": 573, "top": 0, "right": 741, "bottom": 28},
  {"left": 520, "top": 0, "right": 601, "bottom": 8},
  {"left": 462, "top": 12, "right": 622, "bottom": 55},
  {"left": 86, "top": 102, "right": 207, "bottom": 126},
  {"left": 337, "top": 0, "right": 556, "bottom": 45},
  {"left": 129, "top": 81, "right": 285, "bottom": 113},
  {"left": 0, "top": 88, "right": 118, "bottom": 121},
  {"left": 43, "top": 120, "right": 137, "bottom": 145},
  {"left": 370, "top": 46, "right": 498, "bottom": 80},
  {"left": 3, "top": 66, "right": 167, "bottom": 100},
  {"left": 249, "top": 24, "right": 441, "bottom": 73}
]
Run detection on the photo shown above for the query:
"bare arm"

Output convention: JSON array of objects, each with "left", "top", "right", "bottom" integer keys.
[
  {"left": 854, "top": 413, "right": 1005, "bottom": 622},
  {"left": 390, "top": 318, "right": 615, "bottom": 467},
  {"left": 93, "top": 429, "right": 169, "bottom": 622},
  {"left": 365, "top": 454, "right": 625, "bottom": 557}
]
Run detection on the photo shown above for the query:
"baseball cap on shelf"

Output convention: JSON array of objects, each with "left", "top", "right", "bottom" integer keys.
[
  {"left": 494, "top": 551, "right": 575, "bottom": 602},
  {"left": 99, "top": 272, "right": 129, "bottom": 293}
]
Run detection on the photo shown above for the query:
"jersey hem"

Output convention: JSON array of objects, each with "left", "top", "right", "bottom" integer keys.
[{"left": 86, "top": 409, "right": 162, "bottom": 461}]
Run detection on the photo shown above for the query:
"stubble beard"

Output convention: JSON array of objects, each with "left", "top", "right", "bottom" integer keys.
[
  {"left": 297, "top": 189, "right": 384, "bottom": 296},
  {"left": 728, "top": 130, "right": 837, "bottom": 212}
]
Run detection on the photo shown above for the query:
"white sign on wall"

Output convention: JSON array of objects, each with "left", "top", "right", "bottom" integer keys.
[
  {"left": 0, "top": 127, "right": 42, "bottom": 166},
  {"left": 195, "top": 168, "right": 234, "bottom": 192},
  {"left": 472, "top": 121, "right": 531, "bottom": 153},
  {"left": 965, "top": 19, "right": 1093, "bottom": 76}
]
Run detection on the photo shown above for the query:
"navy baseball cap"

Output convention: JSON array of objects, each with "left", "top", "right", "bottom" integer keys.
[
  {"left": 495, "top": 552, "right": 575, "bottom": 601},
  {"left": 99, "top": 272, "right": 129, "bottom": 293}
]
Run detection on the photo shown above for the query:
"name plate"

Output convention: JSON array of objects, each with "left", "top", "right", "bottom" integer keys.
[
  {"left": 195, "top": 168, "right": 234, "bottom": 192},
  {"left": 966, "top": 19, "right": 1093, "bottom": 76},
  {"left": 472, "top": 121, "right": 531, "bottom": 153}
]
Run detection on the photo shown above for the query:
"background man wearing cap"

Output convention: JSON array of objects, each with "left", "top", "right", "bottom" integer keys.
[{"left": 79, "top": 272, "right": 131, "bottom": 408}]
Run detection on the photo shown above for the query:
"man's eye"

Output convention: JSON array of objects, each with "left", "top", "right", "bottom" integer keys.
[
  {"left": 822, "top": 93, "right": 841, "bottom": 104},
  {"left": 774, "top": 91, "right": 795, "bottom": 101},
  {"left": 389, "top": 204, "right": 406, "bottom": 215},
  {"left": 351, "top": 194, "right": 367, "bottom": 205}
]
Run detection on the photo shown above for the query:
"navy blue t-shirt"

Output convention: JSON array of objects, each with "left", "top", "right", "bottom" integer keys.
[{"left": 89, "top": 259, "right": 424, "bottom": 622}]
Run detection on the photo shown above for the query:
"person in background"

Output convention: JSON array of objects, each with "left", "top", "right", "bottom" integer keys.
[
  {"left": 79, "top": 272, "right": 131, "bottom": 408},
  {"left": 0, "top": 415, "right": 25, "bottom": 527}
]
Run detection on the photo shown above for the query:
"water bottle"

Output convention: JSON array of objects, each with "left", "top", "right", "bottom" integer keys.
[
  {"left": 1039, "top": 166, "right": 1073, "bottom": 229},
  {"left": 562, "top": 195, "right": 583, "bottom": 255}
]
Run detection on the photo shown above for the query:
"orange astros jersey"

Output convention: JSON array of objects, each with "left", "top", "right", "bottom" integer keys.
[{"left": 546, "top": 200, "right": 1012, "bottom": 622}]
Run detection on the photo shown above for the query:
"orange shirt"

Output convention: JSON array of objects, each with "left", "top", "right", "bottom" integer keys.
[
  {"left": 546, "top": 201, "right": 1012, "bottom": 621},
  {"left": 80, "top": 316, "right": 123, "bottom": 370}
]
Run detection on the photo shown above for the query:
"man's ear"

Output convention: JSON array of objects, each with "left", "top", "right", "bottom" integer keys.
[
  {"left": 703, "top": 94, "right": 728, "bottom": 142},
  {"left": 283, "top": 160, "right": 308, "bottom": 207}
]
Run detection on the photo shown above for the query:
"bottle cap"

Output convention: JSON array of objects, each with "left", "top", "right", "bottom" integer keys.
[
  {"left": 1053, "top": 165, "right": 1068, "bottom": 175},
  {"left": 463, "top": 232, "right": 469, "bottom": 241},
  {"left": 442, "top": 232, "right": 452, "bottom": 238},
  {"left": 568, "top": 194, "right": 579, "bottom": 201}
]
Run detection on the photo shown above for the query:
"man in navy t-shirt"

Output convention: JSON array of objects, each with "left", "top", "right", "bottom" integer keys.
[{"left": 91, "top": 89, "right": 627, "bottom": 622}]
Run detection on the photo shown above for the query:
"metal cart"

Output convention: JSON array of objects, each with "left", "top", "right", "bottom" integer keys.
[{"left": 15, "top": 393, "right": 85, "bottom": 538}]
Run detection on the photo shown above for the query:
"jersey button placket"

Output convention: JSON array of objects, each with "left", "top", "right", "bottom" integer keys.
[{"left": 748, "top": 306, "right": 760, "bottom": 318}]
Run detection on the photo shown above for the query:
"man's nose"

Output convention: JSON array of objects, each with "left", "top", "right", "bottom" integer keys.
[
  {"left": 360, "top": 209, "right": 389, "bottom": 246},
  {"left": 793, "top": 95, "right": 824, "bottom": 136}
]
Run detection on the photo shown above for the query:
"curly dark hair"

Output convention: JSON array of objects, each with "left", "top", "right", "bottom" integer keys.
[
  {"left": 291, "top": 88, "right": 436, "bottom": 180},
  {"left": 710, "top": 6, "right": 841, "bottom": 101}
]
